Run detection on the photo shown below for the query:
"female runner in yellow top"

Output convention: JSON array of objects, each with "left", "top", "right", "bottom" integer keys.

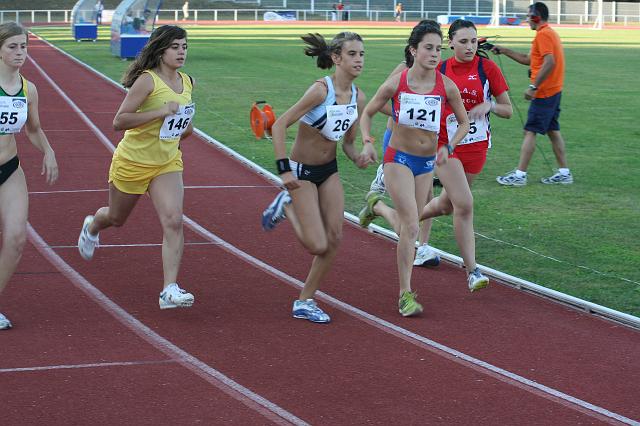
[
  {"left": 78, "top": 25, "right": 195, "bottom": 310},
  {"left": 0, "top": 22, "right": 58, "bottom": 330}
]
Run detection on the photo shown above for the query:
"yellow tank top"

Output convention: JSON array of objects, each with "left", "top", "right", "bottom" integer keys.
[{"left": 115, "top": 70, "right": 193, "bottom": 165}]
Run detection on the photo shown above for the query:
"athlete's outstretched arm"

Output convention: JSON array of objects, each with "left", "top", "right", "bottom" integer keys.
[
  {"left": 342, "top": 89, "right": 376, "bottom": 168},
  {"left": 438, "top": 75, "right": 469, "bottom": 166},
  {"left": 24, "top": 81, "right": 58, "bottom": 184},
  {"left": 359, "top": 74, "right": 399, "bottom": 145}
]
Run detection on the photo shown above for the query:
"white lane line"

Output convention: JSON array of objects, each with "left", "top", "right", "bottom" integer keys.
[
  {"left": 48, "top": 242, "right": 221, "bottom": 249},
  {"left": 28, "top": 54, "right": 638, "bottom": 426},
  {"left": 27, "top": 224, "right": 307, "bottom": 426},
  {"left": 0, "top": 360, "right": 175, "bottom": 373},
  {"left": 185, "top": 218, "right": 638, "bottom": 425},
  {"left": 28, "top": 185, "right": 272, "bottom": 195},
  {"left": 32, "top": 27, "right": 640, "bottom": 328}
]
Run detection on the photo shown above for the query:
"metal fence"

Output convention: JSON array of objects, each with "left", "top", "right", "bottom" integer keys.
[{"left": 1, "top": 1, "right": 639, "bottom": 24}]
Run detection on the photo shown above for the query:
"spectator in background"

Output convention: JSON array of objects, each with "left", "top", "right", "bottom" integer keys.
[
  {"left": 492, "top": 2, "right": 572, "bottom": 186},
  {"left": 336, "top": 2, "right": 344, "bottom": 21},
  {"left": 182, "top": 1, "right": 189, "bottom": 21},
  {"left": 395, "top": 3, "right": 403, "bottom": 22},
  {"left": 123, "top": 11, "right": 135, "bottom": 33},
  {"left": 343, "top": 3, "right": 350, "bottom": 21},
  {"left": 96, "top": 0, "right": 104, "bottom": 25},
  {"left": 331, "top": 3, "right": 338, "bottom": 21}
]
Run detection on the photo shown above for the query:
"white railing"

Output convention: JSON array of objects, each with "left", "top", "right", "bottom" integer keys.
[{"left": 1, "top": 7, "right": 638, "bottom": 25}]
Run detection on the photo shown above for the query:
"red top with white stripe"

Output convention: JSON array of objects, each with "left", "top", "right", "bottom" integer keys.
[
  {"left": 392, "top": 68, "right": 447, "bottom": 127},
  {"left": 438, "top": 55, "right": 508, "bottom": 151}
]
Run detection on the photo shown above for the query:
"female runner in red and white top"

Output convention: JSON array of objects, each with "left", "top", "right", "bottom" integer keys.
[
  {"left": 420, "top": 19, "right": 512, "bottom": 291},
  {"left": 359, "top": 21, "right": 470, "bottom": 316}
]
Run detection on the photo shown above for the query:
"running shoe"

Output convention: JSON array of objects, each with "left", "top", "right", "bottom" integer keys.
[
  {"left": 261, "top": 190, "right": 291, "bottom": 231},
  {"left": 367, "top": 163, "right": 386, "bottom": 198},
  {"left": 413, "top": 244, "right": 441, "bottom": 267},
  {"left": 496, "top": 170, "right": 527, "bottom": 187},
  {"left": 398, "top": 291, "right": 423, "bottom": 317},
  {"left": 159, "top": 283, "right": 195, "bottom": 309},
  {"left": 292, "top": 299, "right": 331, "bottom": 323},
  {"left": 0, "top": 313, "right": 12, "bottom": 330},
  {"left": 78, "top": 215, "right": 99, "bottom": 260},
  {"left": 541, "top": 171, "right": 573, "bottom": 185},
  {"left": 358, "top": 192, "right": 382, "bottom": 228},
  {"left": 468, "top": 267, "right": 489, "bottom": 292}
]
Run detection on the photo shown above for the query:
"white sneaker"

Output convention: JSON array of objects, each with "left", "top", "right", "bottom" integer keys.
[
  {"left": 159, "top": 283, "right": 194, "bottom": 310},
  {"left": 78, "top": 215, "right": 99, "bottom": 260},
  {"left": 261, "top": 190, "right": 291, "bottom": 231},
  {"left": 413, "top": 244, "right": 440, "bottom": 267},
  {"left": 0, "top": 312, "right": 12, "bottom": 330},
  {"left": 292, "top": 299, "right": 331, "bottom": 323},
  {"left": 541, "top": 171, "right": 573, "bottom": 185},
  {"left": 496, "top": 170, "right": 527, "bottom": 187},
  {"left": 367, "top": 163, "right": 385, "bottom": 198},
  {"left": 468, "top": 267, "right": 489, "bottom": 292}
]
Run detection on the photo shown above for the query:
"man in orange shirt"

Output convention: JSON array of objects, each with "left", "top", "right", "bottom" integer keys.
[{"left": 492, "top": 2, "right": 572, "bottom": 186}]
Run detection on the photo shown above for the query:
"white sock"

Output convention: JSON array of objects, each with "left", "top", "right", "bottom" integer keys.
[
  {"left": 558, "top": 168, "right": 570, "bottom": 175},
  {"left": 515, "top": 169, "right": 527, "bottom": 177}
]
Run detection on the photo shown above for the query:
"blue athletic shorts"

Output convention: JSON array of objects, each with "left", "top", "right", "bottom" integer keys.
[
  {"left": 383, "top": 147, "right": 435, "bottom": 177},
  {"left": 525, "top": 91, "right": 561, "bottom": 134},
  {"left": 382, "top": 127, "right": 392, "bottom": 154}
]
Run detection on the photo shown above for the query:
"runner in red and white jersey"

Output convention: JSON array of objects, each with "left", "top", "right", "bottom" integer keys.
[
  {"left": 417, "top": 19, "right": 512, "bottom": 292},
  {"left": 437, "top": 28, "right": 510, "bottom": 173}
]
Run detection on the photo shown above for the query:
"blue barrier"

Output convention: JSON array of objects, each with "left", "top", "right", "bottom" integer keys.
[{"left": 437, "top": 15, "right": 521, "bottom": 25}]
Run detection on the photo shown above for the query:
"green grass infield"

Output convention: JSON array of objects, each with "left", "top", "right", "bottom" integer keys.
[{"left": 29, "top": 24, "right": 640, "bottom": 317}]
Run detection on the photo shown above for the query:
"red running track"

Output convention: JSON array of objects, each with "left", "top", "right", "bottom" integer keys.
[{"left": 0, "top": 36, "right": 638, "bottom": 425}]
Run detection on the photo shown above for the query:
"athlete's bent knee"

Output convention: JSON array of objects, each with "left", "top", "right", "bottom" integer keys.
[
  {"left": 326, "top": 230, "right": 343, "bottom": 250},
  {"left": 3, "top": 230, "right": 27, "bottom": 261},
  {"left": 161, "top": 213, "right": 183, "bottom": 233},
  {"left": 305, "top": 239, "right": 329, "bottom": 256}
]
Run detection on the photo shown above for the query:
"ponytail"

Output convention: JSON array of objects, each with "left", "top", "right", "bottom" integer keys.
[
  {"left": 301, "top": 33, "right": 333, "bottom": 69},
  {"left": 302, "top": 31, "right": 363, "bottom": 70}
]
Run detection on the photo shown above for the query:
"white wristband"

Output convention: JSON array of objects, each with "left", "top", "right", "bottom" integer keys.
[{"left": 490, "top": 100, "right": 497, "bottom": 113}]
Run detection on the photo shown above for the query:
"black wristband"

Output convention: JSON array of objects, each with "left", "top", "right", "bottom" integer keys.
[{"left": 276, "top": 158, "right": 292, "bottom": 174}]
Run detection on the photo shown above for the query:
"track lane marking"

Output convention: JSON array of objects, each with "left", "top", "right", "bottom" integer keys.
[
  {"left": 27, "top": 224, "right": 308, "bottom": 426},
  {"left": 0, "top": 360, "right": 175, "bottom": 373},
  {"left": 27, "top": 49, "right": 638, "bottom": 426},
  {"left": 28, "top": 185, "right": 272, "bottom": 195}
]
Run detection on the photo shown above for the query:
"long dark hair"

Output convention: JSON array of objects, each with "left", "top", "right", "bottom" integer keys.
[
  {"left": 301, "top": 31, "right": 363, "bottom": 69},
  {"left": 121, "top": 25, "right": 187, "bottom": 88},
  {"left": 448, "top": 19, "right": 488, "bottom": 59}
]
